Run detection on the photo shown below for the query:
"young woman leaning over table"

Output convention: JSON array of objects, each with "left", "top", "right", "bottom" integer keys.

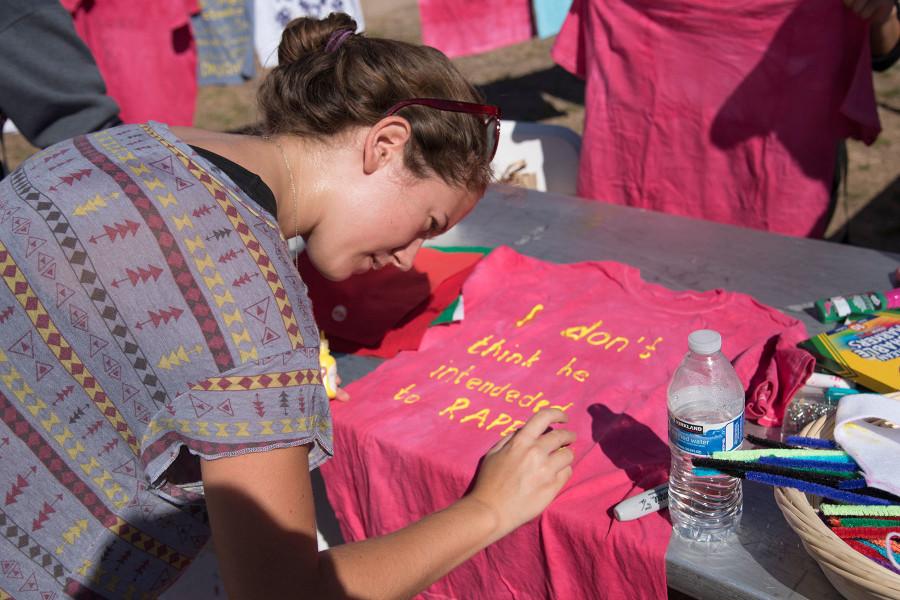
[{"left": 0, "top": 12, "right": 574, "bottom": 600}]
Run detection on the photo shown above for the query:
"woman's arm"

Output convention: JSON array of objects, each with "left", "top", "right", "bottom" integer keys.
[{"left": 201, "top": 408, "right": 574, "bottom": 600}]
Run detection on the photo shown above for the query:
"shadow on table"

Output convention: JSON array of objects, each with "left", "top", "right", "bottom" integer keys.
[
  {"left": 312, "top": 467, "right": 346, "bottom": 547},
  {"left": 841, "top": 174, "right": 900, "bottom": 256},
  {"left": 740, "top": 481, "right": 813, "bottom": 590},
  {"left": 667, "top": 477, "right": 843, "bottom": 598},
  {"left": 478, "top": 66, "right": 586, "bottom": 122},
  {"left": 588, "top": 403, "right": 669, "bottom": 518}
]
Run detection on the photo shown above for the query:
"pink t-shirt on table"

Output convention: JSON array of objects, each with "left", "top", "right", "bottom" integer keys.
[{"left": 321, "top": 247, "right": 813, "bottom": 599}]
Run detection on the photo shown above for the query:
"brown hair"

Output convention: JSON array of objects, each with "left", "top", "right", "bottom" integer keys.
[{"left": 257, "top": 13, "right": 492, "bottom": 192}]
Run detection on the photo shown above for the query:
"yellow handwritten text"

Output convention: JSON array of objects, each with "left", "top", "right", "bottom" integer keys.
[
  {"left": 466, "top": 335, "right": 542, "bottom": 368},
  {"left": 394, "top": 383, "right": 421, "bottom": 404},
  {"left": 561, "top": 320, "right": 664, "bottom": 359},
  {"left": 556, "top": 356, "right": 590, "bottom": 382},
  {"left": 438, "top": 397, "right": 525, "bottom": 437},
  {"left": 516, "top": 304, "right": 544, "bottom": 327},
  {"left": 429, "top": 362, "right": 559, "bottom": 410}
]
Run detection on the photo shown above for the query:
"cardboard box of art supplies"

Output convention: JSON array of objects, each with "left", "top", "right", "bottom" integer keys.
[{"left": 800, "top": 310, "right": 900, "bottom": 393}]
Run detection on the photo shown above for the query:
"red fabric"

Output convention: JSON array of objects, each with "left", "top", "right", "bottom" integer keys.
[
  {"left": 552, "top": 0, "right": 880, "bottom": 238},
  {"left": 297, "top": 248, "right": 484, "bottom": 358},
  {"left": 321, "top": 247, "right": 814, "bottom": 599},
  {"left": 739, "top": 336, "right": 816, "bottom": 426},
  {"left": 418, "top": 0, "right": 533, "bottom": 58},
  {"left": 63, "top": 0, "right": 199, "bottom": 125}
]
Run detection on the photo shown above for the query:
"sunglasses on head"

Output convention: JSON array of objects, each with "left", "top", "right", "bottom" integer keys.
[{"left": 384, "top": 98, "right": 501, "bottom": 162}]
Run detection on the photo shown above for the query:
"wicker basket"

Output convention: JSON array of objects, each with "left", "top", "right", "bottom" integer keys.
[{"left": 773, "top": 415, "right": 900, "bottom": 600}]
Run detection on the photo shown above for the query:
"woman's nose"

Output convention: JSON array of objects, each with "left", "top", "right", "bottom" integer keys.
[{"left": 392, "top": 238, "right": 424, "bottom": 271}]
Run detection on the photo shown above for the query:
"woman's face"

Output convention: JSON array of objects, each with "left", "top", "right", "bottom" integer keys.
[{"left": 303, "top": 174, "right": 480, "bottom": 281}]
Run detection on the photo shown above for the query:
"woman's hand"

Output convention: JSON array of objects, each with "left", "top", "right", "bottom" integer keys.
[
  {"left": 334, "top": 372, "right": 350, "bottom": 402},
  {"left": 467, "top": 408, "right": 575, "bottom": 537}
]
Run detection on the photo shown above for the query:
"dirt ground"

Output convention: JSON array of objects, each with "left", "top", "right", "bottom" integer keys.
[{"left": 4, "top": 1, "right": 899, "bottom": 253}]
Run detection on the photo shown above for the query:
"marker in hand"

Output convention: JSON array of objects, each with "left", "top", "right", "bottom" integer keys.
[{"left": 613, "top": 484, "right": 669, "bottom": 521}]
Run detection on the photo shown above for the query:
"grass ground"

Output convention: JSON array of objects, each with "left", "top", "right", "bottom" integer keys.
[{"left": 3, "top": 2, "right": 898, "bottom": 253}]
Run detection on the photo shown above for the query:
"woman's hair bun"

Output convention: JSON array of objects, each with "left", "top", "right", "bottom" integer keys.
[
  {"left": 278, "top": 12, "right": 357, "bottom": 65},
  {"left": 259, "top": 13, "right": 492, "bottom": 191}
]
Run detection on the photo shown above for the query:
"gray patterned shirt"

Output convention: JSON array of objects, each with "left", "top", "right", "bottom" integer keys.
[{"left": 0, "top": 123, "right": 332, "bottom": 598}]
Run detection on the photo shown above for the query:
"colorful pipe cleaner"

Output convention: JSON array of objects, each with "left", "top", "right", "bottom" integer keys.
[
  {"left": 745, "top": 434, "right": 799, "bottom": 450},
  {"left": 784, "top": 435, "right": 839, "bottom": 450},
  {"left": 845, "top": 539, "right": 900, "bottom": 574},
  {"left": 827, "top": 517, "right": 900, "bottom": 528},
  {"left": 756, "top": 456, "right": 859, "bottom": 472},
  {"left": 711, "top": 448, "right": 851, "bottom": 462},
  {"left": 745, "top": 472, "right": 891, "bottom": 505},
  {"left": 707, "top": 436, "right": 900, "bottom": 574},
  {"left": 820, "top": 504, "right": 900, "bottom": 517},
  {"left": 692, "top": 457, "right": 852, "bottom": 488}
]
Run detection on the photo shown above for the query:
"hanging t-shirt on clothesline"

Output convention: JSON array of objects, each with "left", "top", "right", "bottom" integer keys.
[
  {"left": 552, "top": 0, "right": 880, "bottom": 237},
  {"left": 321, "top": 246, "right": 814, "bottom": 600},
  {"left": 192, "top": 0, "right": 256, "bottom": 85},
  {"left": 62, "top": 0, "right": 200, "bottom": 126},
  {"left": 417, "top": 0, "right": 533, "bottom": 58},
  {"left": 254, "top": 0, "right": 365, "bottom": 68}
]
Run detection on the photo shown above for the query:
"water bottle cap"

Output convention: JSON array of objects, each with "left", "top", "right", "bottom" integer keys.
[{"left": 688, "top": 329, "right": 722, "bottom": 354}]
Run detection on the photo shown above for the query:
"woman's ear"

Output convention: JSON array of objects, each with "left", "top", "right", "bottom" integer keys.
[{"left": 362, "top": 116, "right": 412, "bottom": 175}]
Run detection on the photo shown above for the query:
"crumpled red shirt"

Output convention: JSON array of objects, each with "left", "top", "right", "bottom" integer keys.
[{"left": 297, "top": 247, "right": 484, "bottom": 358}]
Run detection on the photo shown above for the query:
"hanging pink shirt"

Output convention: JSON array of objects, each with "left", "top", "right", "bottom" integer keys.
[
  {"left": 418, "top": 0, "right": 533, "bottom": 58},
  {"left": 552, "top": 0, "right": 881, "bottom": 237},
  {"left": 321, "top": 247, "right": 813, "bottom": 599},
  {"left": 62, "top": 0, "right": 199, "bottom": 125}
]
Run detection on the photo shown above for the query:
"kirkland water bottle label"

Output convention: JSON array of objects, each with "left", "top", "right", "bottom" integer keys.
[{"left": 668, "top": 413, "right": 744, "bottom": 455}]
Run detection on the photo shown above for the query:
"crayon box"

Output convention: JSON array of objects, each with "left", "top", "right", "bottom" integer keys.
[{"left": 800, "top": 310, "right": 900, "bottom": 393}]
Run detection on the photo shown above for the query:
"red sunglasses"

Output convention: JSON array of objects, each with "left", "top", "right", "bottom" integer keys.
[{"left": 384, "top": 98, "right": 502, "bottom": 161}]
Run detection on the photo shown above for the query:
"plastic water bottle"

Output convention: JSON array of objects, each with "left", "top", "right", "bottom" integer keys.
[{"left": 667, "top": 329, "right": 744, "bottom": 543}]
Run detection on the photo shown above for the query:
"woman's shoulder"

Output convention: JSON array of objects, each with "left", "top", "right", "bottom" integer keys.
[
  {"left": 170, "top": 126, "right": 237, "bottom": 147},
  {"left": 170, "top": 127, "right": 256, "bottom": 160},
  {"left": 170, "top": 127, "right": 274, "bottom": 185}
]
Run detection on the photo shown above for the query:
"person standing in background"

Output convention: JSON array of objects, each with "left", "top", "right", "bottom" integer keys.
[{"left": 0, "top": 0, "right": 121, "bottom": 177}]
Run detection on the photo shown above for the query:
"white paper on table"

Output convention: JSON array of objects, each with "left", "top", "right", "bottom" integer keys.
[{"left": 834, "top": 393, "right": 900, "bottom": 496}]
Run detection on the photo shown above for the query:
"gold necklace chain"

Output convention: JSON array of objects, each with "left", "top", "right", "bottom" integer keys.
[{"left": 265, "top": 135, "right": 299, "bottom": 240}]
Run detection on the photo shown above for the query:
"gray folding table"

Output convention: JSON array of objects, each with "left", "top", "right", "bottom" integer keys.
[{"left": 326, "top": 184, "right": 898, "bottom": 599}]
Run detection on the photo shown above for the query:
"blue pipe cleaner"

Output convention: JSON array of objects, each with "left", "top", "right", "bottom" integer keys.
[
  {"left": 837, "top": 478, "right": 868, "bottom": 490},
  {"left": 859, "top": 539, "right": 891, "bottom": 561},
  {"left": 744, "top": 472, "right": 892, "bottom": 506},
  {"left": 757, "top": 456, "right": 859, "bottom": 471},
  {"left": 784, "top": 436, "right": 838, "bottom": 449}
]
